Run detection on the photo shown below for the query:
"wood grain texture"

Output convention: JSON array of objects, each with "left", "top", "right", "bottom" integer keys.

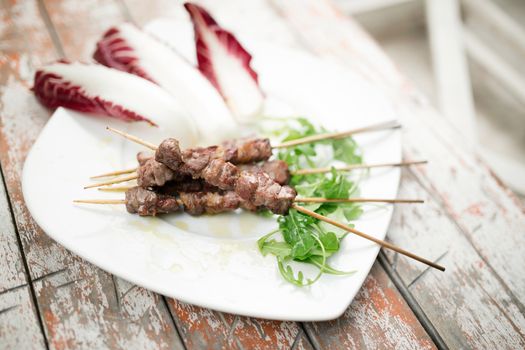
[
  {"left": 166, "top": 299, "right": 314, "bottom": 350},
  {"left": 34, "top": 263, "right": 183, "bottom": 350},
  {"left": 304, "top": 263, "right": 436, "bottom": 350},
  {"left": 0, "top": 1, "right": 55, "bottom": 348},
  {"left": 0, "top": 152, "right": 44, "bottom": 348},
  {"left": 42, "top": 0, "right": 127, "bottom": 60},
  {"left": 270, "top": 0, "right": 525, "bottom": 347},
  {"left": 0, "top": 0, "right": 183, "bottom": 348},
  {"left": 388, "top": 169, "right": 525, "bottom": 348},
  {"left": 0, "top": 285, "right": 46, "bottom": 349}
]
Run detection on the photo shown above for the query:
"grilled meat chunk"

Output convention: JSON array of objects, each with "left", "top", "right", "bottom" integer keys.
[
  {"left": 125, "top": 186, "right": 180, "bottom": 216},
  {"left": 137, "top": 158, "right": 188, "bottom": 187},
  {"left": 221, "top": 138, "right": 272, "bottom": 164},
  {"left": 239, "top": 160, "right": 290, "bottom": 185},
  {"left": 137, "top": 151, "right": 153, "bottom": 166},
  {"left": 125, "top": 187, "right": 259, "bottom": 216},
  {"left": 179, "top": 191, "right": 240, "bottom": 215},
  {"left": 235, "top": 170, "right": 296, "bottom": 215},
  {"left": 154, "top": 138, "right": 295, "bottom": 214}
]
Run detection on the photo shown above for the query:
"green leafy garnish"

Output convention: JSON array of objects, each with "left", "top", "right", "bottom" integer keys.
[{"left": 257, "top": 117, "right": 363, "bottom": 286}]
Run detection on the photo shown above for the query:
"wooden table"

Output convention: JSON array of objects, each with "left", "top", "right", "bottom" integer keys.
[{"left": 1, "top": 0, "right": 524, "bottom": 349}]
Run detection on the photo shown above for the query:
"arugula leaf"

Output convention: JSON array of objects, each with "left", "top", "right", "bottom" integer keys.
[
  {"left": 332, "top": 138, "right": 362, "bottom": 164},
  {"left": 258, "top": 116, "right": 365, "bottom": 286},
  {"left": 306, "top": 256, "right": 356, "bottom": 275},
  {"left": 278, "top": 209, "right": 317, "bottom": 260}
]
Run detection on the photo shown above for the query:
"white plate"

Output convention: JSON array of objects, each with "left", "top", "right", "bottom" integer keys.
[{"left": 22, "top": 28, "right": 400, "bottom": 321}]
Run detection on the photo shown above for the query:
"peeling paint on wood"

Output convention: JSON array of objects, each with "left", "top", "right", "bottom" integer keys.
[
  {"left": 166, "top": 299, "right": 314, "bottom": 350},
  {"left": 385, "top": 170, "right": 525, "bottom": 349},
  {"left": 34, "top": 262, "right": 183, "bottom": 350},
  {"left": 0, "top": 285, "right": 46, "bottom": 349},
  {"left": 305, "top": 263, "right": 436, "bottom": 350}
]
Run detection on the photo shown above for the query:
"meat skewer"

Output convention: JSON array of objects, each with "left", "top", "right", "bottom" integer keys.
[
  {"left": 106, "top": 119, "right": 398, "bottom": 161},
  {"left": 108, "top": 132, "right": 297, "bottom": 215},
  {"left": 104, "top": 128, "right": 427, "bottom": 215},
  {"left": 76, "top": 187, "right": 252, "bottom": 216},
  {"left": 90, "top": 159, "right": 427, "bottom": 183},
  {"left": 74, "top": 188, "right": 440, "bottom": 271},
  {"left": 95, "top": 185, "right": 423, "bottom": 204},
  {"left": 86, "top": 158, "right": 290, "bottom": 189}
]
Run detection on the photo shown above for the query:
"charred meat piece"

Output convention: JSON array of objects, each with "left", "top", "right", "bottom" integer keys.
[
  {"left": 221, "top": 138, "right": 272, "bottom": 164},
  {"left": 239, "top": 160, "right": 290, "bottom": 185},
  {"left": 137, "top": 158, "right": 188, "bottom": 187},
  {"left": 180, "top": 146, "right": 221, "bottom": 177},
  {"left": 179, "top": 191, "right": 240, "bottom": 215},
  {"left": 136, "top": 151, "right": 153, "bottom": 166},
  {"left": 155, "top": 138, "right": 184, "bottom": 171},
  {"left": 159, "top": 179, "right": 218, "bottom": 194},
  {"left": 235, "top": 170, "right": 296, "bottom": 215},
  {"left": 125, "top": 186, "right": 180, "bottom": 216},
  {"left": 125, "top": 186, "right": 257, "bottom": 216},
  {"left": 155, "top": 138, "right": 295, "bottom": 215}
]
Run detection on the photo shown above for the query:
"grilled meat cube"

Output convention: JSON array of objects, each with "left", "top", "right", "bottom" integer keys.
[
  {"left": 179, "top": 191, "right": 241, "bottom": 215},
  {"left": 239, "top": 160, "right": 290, "bottom": 185},
  {"left": 137, "top": 158, "right": 187, "bottom": 187},
  {"left": 221, "top": 138, "right": 272, "bottom": 164},
  {"left": 156, "top": 138, "right": 184, "bottom": 171},
  {"left": 235, "top": 170, "right": 296, "bottom": 215},
  {"left": 136, "top": 151, "right": 153, "bottom": 166},
  {"left": 125, "top": 186, "right": 180, "bottom": 216}
]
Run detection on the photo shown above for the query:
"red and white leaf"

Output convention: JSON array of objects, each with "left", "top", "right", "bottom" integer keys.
[
  {"left": 93, "top": 23, "right": 238, "bottom": 143},
  {"left": 32, "top": 62, "right": 199, "bottom": 146},
  {"left": 184, "top": 2, "right": 264, "bottom": 122}
]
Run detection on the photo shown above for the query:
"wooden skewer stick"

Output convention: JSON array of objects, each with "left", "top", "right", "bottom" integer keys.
[
  {"left": 91, "top": 167, "right": 138, "bottom": 179},
  {"left": 106, "top": 127, "right": 157, "bottom": 150},
  {"left": 295, "top": 198, "right": 424, "bottom": 204},
  {"left": 84, "top": 174, "right": 138, "bottom": 189},
  {"left": 273, "top": 120, "right": 400, "bottom": 149},
  {"left": 292, "top": 160, "right": 428, "bottom": 176},
  {"left": 98, "top": 186, "right": 133, "bottom": 192},
  {"left": 107, "top": 120, "right": 400, "bottom": 153},
  {"left": 73, "top": 199, "right": 435, "bottom": 269},
  {"left": 74, "top": 199, "right": 126, "bottom": 205},
  {"left": 292, "top": 204, "right": 445, "bottom": 271},
  {"left": 91, "top": 160, "right": 427, "bottom": 181}
]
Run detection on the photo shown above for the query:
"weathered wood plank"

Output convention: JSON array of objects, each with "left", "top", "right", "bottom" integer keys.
[
  {"left": 0, "top": 167, "right": 45, "bottom": 349},
  {"left": 166, "top": 300, "right": 313, "bottom": 350},
  {"left": 0, "top": 151, "right": 25, "bottom": 294},
  {"left": 34, "top": 263, "right": 182, "bottom": 350},
  {"left": 0, "top": 0, "right": 184, "bottom": 348},
  {"left": 0, "top": 1, "right": 54, "bottom": 348},
  {"left": 269, "top": 0, "right": 525, "bottom": 347},
  {"left": 42, "top": 0, "right": 127, "bottom": 60},
  {"left": 387, "top": 168, "right": 525, "bottom": 348},
  {"left": 304, "top": 263, "right": 436, "bottom": 350},
  {"left": 0, "top": 285, "right": 46, "bottom": 349}
]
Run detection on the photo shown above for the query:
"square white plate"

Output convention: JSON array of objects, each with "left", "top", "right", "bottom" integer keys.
[{"left": 22, "top": 21, "right": 400, "bottom": 321}]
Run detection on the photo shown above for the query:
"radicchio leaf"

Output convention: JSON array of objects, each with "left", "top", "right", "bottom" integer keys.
[
  {"left": 94, "top": 27, "right": 155, "bottom": 83},
  {"left": 184, "top": 2, "right": 264, "bottom": 122},
  {"left": 33, "top": 63, "right": 155, "bottom": 126},
  {"left": 93, "top": 23, "right": 238, "bottom": 143},
  {"left": 32, "top": 61, "right": 200, "bottom": 148}
]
